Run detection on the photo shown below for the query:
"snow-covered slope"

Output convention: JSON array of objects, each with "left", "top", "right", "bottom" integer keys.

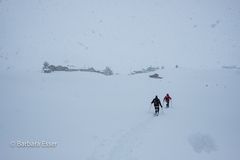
[
  {"left": 1, "top": 0, "right": 240, "bottom": 159},
  {"left": 1, "top": 67, "right": 240, "bottom": 159}
]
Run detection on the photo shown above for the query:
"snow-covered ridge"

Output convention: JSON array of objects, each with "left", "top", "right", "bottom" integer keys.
[
  {"left": 42, "top": 62, "right": 114, "bottom": 76},
  {"left": 222, "top": 65, "right": 240, "bottom": 70}
]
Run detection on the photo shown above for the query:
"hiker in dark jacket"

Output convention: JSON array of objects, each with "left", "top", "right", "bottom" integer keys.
[{"left": 151, "top": 96, "right": 163, "bottom": 115}]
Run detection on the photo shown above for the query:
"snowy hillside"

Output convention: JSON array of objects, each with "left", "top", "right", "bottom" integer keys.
[
  {"left": 1, "top": 67, "right": 240, "bottom": 159},
  {"left": 1, "top": 0, "right": 240, "bottom": 159}
]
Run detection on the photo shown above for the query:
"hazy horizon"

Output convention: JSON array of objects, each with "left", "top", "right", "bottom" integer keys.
[{"left": 1, "top": 0, "right": 240, "bottom": 72}]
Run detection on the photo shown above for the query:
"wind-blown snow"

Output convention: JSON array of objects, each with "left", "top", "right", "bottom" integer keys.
[
  {"left": 0, "top": 0, "right": 240, "bottom": 159},
  {"left": 0, "top": 0, "right": 240, "bottom": 71},
  {"left": 1, "top": 68, "right": 240, "bottom": 160}
]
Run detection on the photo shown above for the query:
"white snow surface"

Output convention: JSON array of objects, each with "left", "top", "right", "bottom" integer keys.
[
  {"left": 1, "top": 68, "right": 240, "bottom": 160},
  {"left": 1, "top": 0, "right": 240, "bottom": 159}
]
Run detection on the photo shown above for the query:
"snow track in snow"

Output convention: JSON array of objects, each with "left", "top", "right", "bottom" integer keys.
[{"left": 88, "top": 116, "right": 156, "bottom": 160}]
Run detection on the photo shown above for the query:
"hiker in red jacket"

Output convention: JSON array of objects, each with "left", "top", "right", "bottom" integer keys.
[{"left": 163, "top": 94, "right": 172, "bottom": 108}]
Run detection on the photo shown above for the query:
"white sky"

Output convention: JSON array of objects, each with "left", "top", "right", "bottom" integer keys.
[{"left": 0, "top": 0, "right": 240, "bottom": 72}]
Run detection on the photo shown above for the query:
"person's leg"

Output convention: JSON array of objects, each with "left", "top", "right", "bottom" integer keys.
[
  {"left": 166, "top": 102, "right": 169, "bottom": 108},
  {"left": 156, "top": 107, "right": 159, "bottom": 114},
  {"left": 154, "top": 106, "right": 159, "bottom": 115}
]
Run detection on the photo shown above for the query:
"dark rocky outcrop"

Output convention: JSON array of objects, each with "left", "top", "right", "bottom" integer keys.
[
  {"left": 149, "top": 73, "right": 162, "bottom": 79},
  {"left": 42, "top": 62, "right": 114, "bottom": 76}
]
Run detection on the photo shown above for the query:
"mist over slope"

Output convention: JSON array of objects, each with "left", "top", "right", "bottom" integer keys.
[
  {"left": 1, "top": 67, "right": 240, "bottom": 159},
  {"left": 1, "top": 0, "right": 240, "bottom": 72},
  {"left": 1, "top": 0, "right": 240, "bottom": 159}
]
